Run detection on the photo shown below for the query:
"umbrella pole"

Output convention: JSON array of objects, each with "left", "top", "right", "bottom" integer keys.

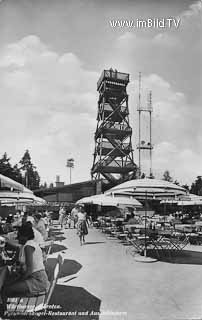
[
  {"left": 144, "top": 191, "right": 147, "bottom": 257},
  {"left": 163, "top": 202, "right": 166, "bottom": 230}
]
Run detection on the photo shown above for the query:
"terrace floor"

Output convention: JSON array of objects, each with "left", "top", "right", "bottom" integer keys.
[{"left": 45, "top": 224, "right": 202, "bottom": 320}]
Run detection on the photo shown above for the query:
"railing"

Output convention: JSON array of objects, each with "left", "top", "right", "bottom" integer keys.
[
  {"left": 97, "top": 70, "right": 129, "bottom": 90},
  {"left": 103, "top": 104, "right": 128, "bottom": 113},
  {"left": 95, "top": 124, "right": 132, "bottom": 139},
  {"left": 101, "top": 159, "right": 135, "bottom": 168},
  {"left": 104, "top": 123, "right": 131, "bottom": 131},
  {"left": 97, "top": 141, "right": 130, "bottom": 150}
]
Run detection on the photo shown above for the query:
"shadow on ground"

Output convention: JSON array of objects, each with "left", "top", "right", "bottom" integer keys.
[
  {"left": 46, "top": 257, "right": 82, "bottom": 280},
  {"left": 50, "top": 230, "right": 64, "bottom": 236},
  {"left": 44, "top": 284, "right": 101, "bottom": 319},
  {"left": 50, "top": 243, "right": 67, "bottom": 254},
  {"left": 53, "top": 236, "right": 66, "bottom": 242},
  {"left": 147, "top": 249, "right": 202, "bottom": 265},
  {"left": 49, "top": 229, "right": 66, "bottom": 241},
  {"left": 84, "top": 241, "right": 105, "bottom": 245}
]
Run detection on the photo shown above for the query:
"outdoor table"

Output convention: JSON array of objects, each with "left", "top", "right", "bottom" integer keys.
[
  {"left": 189, "top": 233, "right": 202, "bottom": 245},
  {"left": 157, "top": 230, "right": 173, "bottom": 238},
  {"left": 124, "top": 224, "right": 145, "bottom": 233}
]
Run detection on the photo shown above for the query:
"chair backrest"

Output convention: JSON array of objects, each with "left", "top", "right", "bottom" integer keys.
[
  {"left": 44, "top": 253, "right": 63, "bottom": 306},
  {"left": 40, "top": 240, "right": 54, "bottom": 263}
]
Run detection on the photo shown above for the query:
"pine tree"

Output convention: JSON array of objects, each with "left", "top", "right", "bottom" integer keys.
[
  {"left": 19, "top": 150, "right": 40, "bottom": 190},
  {"left": 162, "top": 170, "right": 173, "bottom": 182},
  {"left": 0, "top": 153, "right": 23, "bottom": 183},
  {"left": 190, "top": 176, "right": 202, "bottom": 195}
]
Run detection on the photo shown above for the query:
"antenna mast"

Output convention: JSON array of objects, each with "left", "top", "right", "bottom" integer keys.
[
  {"left": 137, "top": 72, "right": 141, "bottom": 178},
  {"left": 137, "top": 73, "right": 153, "bottom": 178},
  {"left": 148, "top": 90, "right": 153, "bottom": 177}
]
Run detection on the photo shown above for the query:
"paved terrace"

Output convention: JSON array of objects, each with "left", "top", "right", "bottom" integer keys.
[{"left": 44, "top": 224, "right": 202, "bottom": 320}]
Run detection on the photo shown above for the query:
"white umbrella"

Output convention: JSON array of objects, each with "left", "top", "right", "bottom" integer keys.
[
  {"left": 0, "top": 191, "right": 46, "bottom": 205},
  {"left": 177, "top": 193, "right": 202, "bottom": 206},
  {"left": 76, "top": 194, "right": 142, "bottom": 208},
  {"left": 105, "top": 179, "right": 187, "bottom": 260},
  {"left": 105, "top": 178, "right": 187, "bottom": 200},
  {"left": 160, "top": 199, "right": 178, "bottom": 204},
  {"left": 0, "top": 174, "right": 32, "bottom": 193},
  {"left": 178, "top": 200, "right": 202, "bottom": 206}
]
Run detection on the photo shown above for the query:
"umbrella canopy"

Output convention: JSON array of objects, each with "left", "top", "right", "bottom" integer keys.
[
  {"left": 105, "top": 178, "right": 187, "bottom": 200},
  {"left": 0, "top": 191, "right": 46, "bottom": 205},
  {"left": 0, "top": 174, "right": 32, "bottom": 193},
  {"left": 160, "top": 199, "right": 178, "bottom": 204},
  {"left": 76, "top": 194, "right": 142, "bottom": 208},
  {"left": 177, "top": 194, "right": 202, "bottom": 206}
]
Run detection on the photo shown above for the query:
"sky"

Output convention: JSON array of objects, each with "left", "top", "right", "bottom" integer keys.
[{"left": 0, "top": 0, "right": 201, "bottom": 187}]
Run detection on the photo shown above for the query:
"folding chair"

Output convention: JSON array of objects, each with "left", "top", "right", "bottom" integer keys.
[
  {"left": 40, "top": 240, "right": 54, "bottom": 263},
  {"left": 126, "top": 236, "right": 146, "bottom": 257},
  {"left": 169, "top": 234, "right": 189, "bottom": 252},
  {"left": 6, "top": 253, "right": 64, "bottom": 316},
  {"left": 150, "top": 237, "right": 172, "bottom": 260}
]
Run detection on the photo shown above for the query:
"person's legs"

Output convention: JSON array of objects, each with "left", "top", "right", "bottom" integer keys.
[
  {"left": 1, "top": 278, "right": 30, "bottom": 314},
  {"left": 4, "top": 279, "right": 29, "bottom": 297},
  {"left": 79, "top": 234, "right": 83, "bottom": 245}
]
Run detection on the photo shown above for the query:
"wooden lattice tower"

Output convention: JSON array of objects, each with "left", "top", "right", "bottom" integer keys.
[{"left": 91, "top": 69, "right": 137, "bottom": 185}]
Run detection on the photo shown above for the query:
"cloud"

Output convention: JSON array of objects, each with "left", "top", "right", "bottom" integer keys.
[
  {"left": 152, "top": 33, "right": 179, "bottom": 47},
  {"left": 0, "top": 35, "right": 48, "bottom": 67},
  {"left": 153, "top": 142, "right": 202, "bottom": 185},
  {"left": 179, "top": 0, "right": 202, "bottom": 20},
  {"left": 0, "top": 35, "right": 99, "bottom": 184}
]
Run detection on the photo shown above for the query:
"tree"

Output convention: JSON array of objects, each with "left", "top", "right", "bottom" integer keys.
[
  {"left": 162, "top": 170, "right": 173, "bottom": 182},
  {"left": 0, "top": 153, "right": 23, "bottom": 183},
  {"left": 181, "top": 184, "right": 190, "bottom": 192},
  {"left": 39, "top": 182, "right": 47, "bottom": 189},
  {"left": 0, "top": 153, "right": 13, "bottom": 177},
  {"left": 190, "top": 176, "right": 202, "bottom": 195},
  {"left": 19, "top": 150, "right": 40, "bottom": 190},
  {"left": 148, "top": 172, "right": 155, "bottom": 179}
]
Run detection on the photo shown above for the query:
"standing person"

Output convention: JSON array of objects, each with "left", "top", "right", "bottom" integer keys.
[
  {"left": 34, "top": 214, "right": 48, "bottom": 241},
  {"left": 71, "top": 205, "right": 79, "bottom": 229},
  {"left": 77, "top": 207, "right": 88, "bottom": 246},
  {"left": 58, "top": 207, "right": 65, "bottom": 229},
  {"left": 66, "top": 212, "right": 72, "bottom": 229}
]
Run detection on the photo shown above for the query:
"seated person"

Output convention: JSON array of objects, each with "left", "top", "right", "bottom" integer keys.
[
  {"left": 3, "top": 223, "right": 49, "bottom": 300},
  {"left": 126, "top": 213, "right": 137, "bottom": 225},
  {"left": 26, "top": 212, "right": 35, "bottom": 225},
  {"left": 3, "top": 216, "right": 14, "bottom": 234}
]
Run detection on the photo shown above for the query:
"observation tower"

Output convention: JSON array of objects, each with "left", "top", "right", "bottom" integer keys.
[{"left": 91, "top": 68, "right": 137, "bottom": 185}]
